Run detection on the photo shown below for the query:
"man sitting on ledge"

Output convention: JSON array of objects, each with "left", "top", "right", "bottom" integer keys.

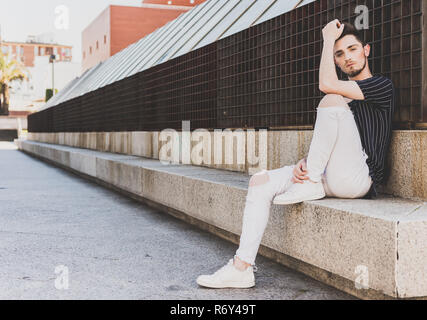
[{"left": 197, "top": 20, "right": 395, "bottom": 289}]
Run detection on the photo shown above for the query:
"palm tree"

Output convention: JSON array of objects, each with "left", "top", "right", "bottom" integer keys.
[{"left": 0, "top": 51, "right": 28, "bottom": 115}]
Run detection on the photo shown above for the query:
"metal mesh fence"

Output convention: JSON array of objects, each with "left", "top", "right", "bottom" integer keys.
[
  {"left": 140, "top": 43, "right": 217, "bottom": 131},
  {"left": 28, "top": 0, "right": 426, "bottom": 133}
]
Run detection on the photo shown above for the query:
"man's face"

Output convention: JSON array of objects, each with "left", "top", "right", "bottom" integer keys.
[{"left": 333, "top": 35, "right": 370, "bottom": 77}]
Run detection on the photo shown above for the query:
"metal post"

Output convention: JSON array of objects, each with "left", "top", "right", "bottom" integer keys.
[
  {"left": 50, "top": 54, "right": 56, "bottom": 97},
  {"left": 52, "top": 59, "right": 55, "bottom": 96}
]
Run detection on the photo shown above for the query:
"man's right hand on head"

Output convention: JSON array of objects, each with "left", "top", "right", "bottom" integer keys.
[{"left": 292, "top": 158, "right": 309, "bottom": 184}]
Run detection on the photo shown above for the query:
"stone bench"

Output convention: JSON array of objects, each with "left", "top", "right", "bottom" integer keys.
[
  {"left": 25, "top": 130, "right": 427, "bottom": 202},
  {"left": 16, "top": 139, "right": 427, "bottom": 299}
]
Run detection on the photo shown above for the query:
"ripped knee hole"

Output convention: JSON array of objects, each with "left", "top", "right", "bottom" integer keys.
[{"left": 249, "top": 171, "right": 270, "bottom": 187}]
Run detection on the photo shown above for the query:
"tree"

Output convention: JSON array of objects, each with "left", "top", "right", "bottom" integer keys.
[{"left": 0, "top": 51, "right": 28, "bottom": 115}]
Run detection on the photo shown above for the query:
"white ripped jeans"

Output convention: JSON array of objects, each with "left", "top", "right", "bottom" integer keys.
[{"left": 235, "top": 106, "right": 373, "bottom": 266}]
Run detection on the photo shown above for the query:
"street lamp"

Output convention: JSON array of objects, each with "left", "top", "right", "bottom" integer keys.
[{"left": 49, "top": 54, "right": 56, "bottom": 96}]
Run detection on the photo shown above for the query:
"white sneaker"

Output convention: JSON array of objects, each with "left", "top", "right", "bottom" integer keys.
[
  {"left": 273, "top": 179, "right": 325, "bottom": 205},
  {"left": 196, "top": 259, "right": 255, "bottom": 289}
]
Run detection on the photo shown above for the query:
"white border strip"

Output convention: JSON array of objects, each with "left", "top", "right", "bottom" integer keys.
[{"left": 140, "top": 3, "right": 194, "bottom": 11}]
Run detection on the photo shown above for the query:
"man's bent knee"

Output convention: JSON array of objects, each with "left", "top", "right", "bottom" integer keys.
[
  {"left": 318, "top": 94, "right": 350, "bottom": 109},
  {"left": 249, "top": 170, "right": 270, "bottom": 187}
]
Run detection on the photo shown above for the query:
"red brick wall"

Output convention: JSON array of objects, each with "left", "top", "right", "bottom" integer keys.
[
  {"left": 82, "top": 3, "right": 207, "bottom": 73},
  {"left": 109, "top": 5, "right": 187, "bottom": 56},
  {"left": 23, "top": 45, "right": 35, "bottom": 67}
]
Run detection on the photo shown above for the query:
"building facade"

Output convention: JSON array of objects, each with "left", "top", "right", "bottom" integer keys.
[
  {"left": 0, "top": 39, "right": 72, "bottom": 68},
  {"left": 0, "top": 35, "right": 77, "bottom": 112},
  {"left": 81, "top": 0, "right": 207, "bottom": 73}
]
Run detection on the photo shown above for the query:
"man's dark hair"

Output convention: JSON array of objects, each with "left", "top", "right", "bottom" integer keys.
[{"left": 336, "top": 22, "right": 367, "bottom": 46}]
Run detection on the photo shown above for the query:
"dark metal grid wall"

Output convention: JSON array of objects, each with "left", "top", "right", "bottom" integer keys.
[
  {"left": 28, "top": 0, "right": 426, "bottom": 133},
  {"left": 217, "top": 0, "right": 425, "bottom": 129},
  {"left": 355, "top": 0, "right": 424, "bottom": 126},
  {"left": 140, "top": 43, "right": 217, "bottom": 131},
  {"left": 28, "top": 43, "right": 217, "bottom": 132},
  {"left": 218, "top": 6, "right": 319, "bottom": 129},
  {"left": 100, "top": 73, "right": 141, "bottom": 131}
]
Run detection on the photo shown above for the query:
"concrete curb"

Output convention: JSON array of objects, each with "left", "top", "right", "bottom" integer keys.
[{"left": 16, "top": 139, "right": 427, "bottom": 299}]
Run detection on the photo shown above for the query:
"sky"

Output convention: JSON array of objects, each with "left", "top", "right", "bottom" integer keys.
[{"left": 0, "top": 0, "right": 142, "bottom": 63}]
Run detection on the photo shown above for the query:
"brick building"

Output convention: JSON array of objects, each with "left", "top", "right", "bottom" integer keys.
[{"left": 81, "top": 0, "right": 206, "bottom": 73}]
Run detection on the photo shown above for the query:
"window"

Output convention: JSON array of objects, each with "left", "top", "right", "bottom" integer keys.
[
  {"left": 104, "top": 35, "right": 107, "bottom": 44},
  {"left": 83, "top": 51, "right": 86, "bottom": 59},
  {"left": 89, "top": 46, "right": 92, "bottom": 54},
  {"left": 96, "top": 41, "right": 99, "bottom": 49},
  {"left": 1, "top": 46, "right": 8, "bottom": 54},
  {"left": 34, "top": 46, "right": 38, "bottom": 56},
  {"left": 40, "top": 47, "right": 45, "bottom": 55}
]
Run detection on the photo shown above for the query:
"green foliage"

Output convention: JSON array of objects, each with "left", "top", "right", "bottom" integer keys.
[
  {"left": 46, "top": 89, "right": 53, "bottom": 102},
  {"left": 46, "top": 88, "right": 59, "bottom": 102},
  {"left": 0, "top": 51, "right": 28, "bottom": 114}
]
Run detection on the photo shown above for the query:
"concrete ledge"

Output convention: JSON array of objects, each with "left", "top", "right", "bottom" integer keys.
[
  {"left": 16, "top": 139, "right": 427, "bottom": 299},
  {"left": 25, "top": 130, "right": 427, "bottom": 201}
]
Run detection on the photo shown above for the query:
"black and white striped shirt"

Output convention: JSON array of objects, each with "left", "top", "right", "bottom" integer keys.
[{"left": 348, "top": 74, "right": 395, "bottom": 199}]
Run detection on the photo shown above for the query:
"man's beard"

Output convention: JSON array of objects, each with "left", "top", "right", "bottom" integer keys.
[{"left": 345, "top": 58, "right": 367, "bottom": 77}]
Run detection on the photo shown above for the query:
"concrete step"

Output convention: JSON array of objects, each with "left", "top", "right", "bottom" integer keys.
[
  {"left": 25, "top": 130, "right": 427, "bottom": 202},
  {"left": 16, "top": 139, "right": 427, "bottom": 299}
]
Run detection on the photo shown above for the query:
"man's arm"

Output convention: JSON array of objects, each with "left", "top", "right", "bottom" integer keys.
[{"left": 318, "top": 20, "right": 365, "bottom": 100}]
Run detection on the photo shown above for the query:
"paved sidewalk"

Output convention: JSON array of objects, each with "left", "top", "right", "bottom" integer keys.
[{"left": 0, "top": 141, "right": 354, "bottom": 299}]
